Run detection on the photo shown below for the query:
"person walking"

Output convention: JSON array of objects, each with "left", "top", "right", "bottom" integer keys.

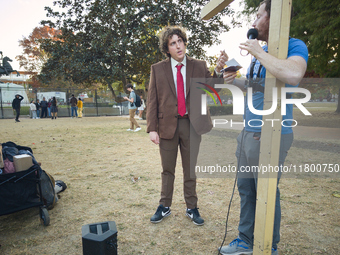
[
  {"left": 12, "top": 94, "right": 24, "bottom": 122},
  {"left": 123, "top": 84, "right": 141, "bottom": 132}
]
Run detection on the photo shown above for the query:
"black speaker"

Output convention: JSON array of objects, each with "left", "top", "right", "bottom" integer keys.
[{"left": 82, "top": 221, "right": 118, "bottom": 255}]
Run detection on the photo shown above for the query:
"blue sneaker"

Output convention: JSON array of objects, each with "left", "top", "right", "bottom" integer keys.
[
  {"left": 272, "top": 248, "right": 278, "bottom": 255},
  {"left": 219, "top": 238, "right": 253, "bottom": 255}
]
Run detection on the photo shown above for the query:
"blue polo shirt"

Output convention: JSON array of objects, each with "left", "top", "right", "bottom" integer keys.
[{"left": 245, "top": 38, "right": 308, "bottom": 134}]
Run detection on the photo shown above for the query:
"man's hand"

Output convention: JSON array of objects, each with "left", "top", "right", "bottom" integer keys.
[
  {"left": 123, "top": 96, "right": 129, "bottom": 101},
  {"left": 215, "top": 50, "right": 229, "bottom": 73},
  {"left": 223, "top": 71, "right": 237, "bottom": 84},
  {"left": 149, "top": 131, "right": 159, "bottom": 144},
  {"left": 239, "top": 39, "right": 263, "bottom": 59}
]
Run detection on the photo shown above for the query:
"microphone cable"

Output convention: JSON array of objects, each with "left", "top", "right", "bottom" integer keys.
[{"left": 217, "top": 127, "right": 246, "bottom": 254}]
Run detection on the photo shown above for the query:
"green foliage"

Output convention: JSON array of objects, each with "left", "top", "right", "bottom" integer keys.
[
  {"left": 209, "top": 105, "right": 233, "bottom": 116},
  {"left": 39, "top": 0, "right": 234, "bottom": 98},
  {"left": 19, "top": 107, "right": 30, "bottom": 116},
  {"left": 290, "top": 0, "right": 340, "bottom": 78},
  {"left": 241, "top": 0, "right": 339, "bottom": 78},
  {"left": 241, "top": 0, "right": 340, "bottom": 112}
]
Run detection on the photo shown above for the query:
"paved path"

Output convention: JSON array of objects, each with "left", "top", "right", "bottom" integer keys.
[
  {"left": 294, "top": 126, "right": 340, "bottom": 140},
  {"left": 211, "top": 117, "right": 340, "bottom": 140}
]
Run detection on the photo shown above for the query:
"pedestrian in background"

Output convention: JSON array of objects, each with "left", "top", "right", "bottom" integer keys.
[
  {"left": 138, "top": 95, "right": 145, "bottom": 120},
  {"left": 12, "top": 94, "right": 24, "bottom": 122},
  {"left": 70, "top": 94, "right": 78, "bottom": 118},
  {"left": 123, "top": 84, "right": 141, "bottom": 132},
  {"left": 40, "top": 97, "right": 48, "bottom": 118},
  {"left": 35, "top": 99, "right": 41, "bottom": 119},
  {"left": 51, "top": 97, "right": 58, "bottom": 119},
  {"left": 48, "top": 98, "right": 52, "bottom": 117},
  {"left": 30, "top": 100, "right": 37, "bottom": 119},
  {"left": 77, "top": 97, "right": 83, "bottom": 118}
]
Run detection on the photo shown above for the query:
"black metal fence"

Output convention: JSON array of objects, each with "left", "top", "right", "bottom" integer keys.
[{"left": 0, "top": 86, "right": 130, "bottom": 119}]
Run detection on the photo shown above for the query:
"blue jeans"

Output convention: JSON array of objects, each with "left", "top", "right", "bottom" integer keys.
[
  {"left": 235, "top": 129, "right": 293, "bottom": 249},
  {"left": 36, "top": 110, "right": 40, "bottom": 118},
  {"left": 71, "top": 106, "right": 78, "bottom": 117}
]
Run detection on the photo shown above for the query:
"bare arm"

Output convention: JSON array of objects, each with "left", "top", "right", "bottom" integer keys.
[
  {"left": 222, "top": 72, "right": 247, "bottom": 91},
  {"left": 239, "top": 39, "right": 307, "bottom": 86},
  {"left": 123, "top": 96, "right": 134, "bottom": 103}
]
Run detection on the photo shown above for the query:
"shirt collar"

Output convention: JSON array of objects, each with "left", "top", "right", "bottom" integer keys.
[{"left": 171, "top": 55, "right": 187, "bottom": 69}]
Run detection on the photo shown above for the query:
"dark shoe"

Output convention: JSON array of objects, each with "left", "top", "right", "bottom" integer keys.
[
  {"left": 15, "top": 119, "right": 20, "bottom": 122},
  {"left": 186, "top": 208, "right": 204, "bottom": 226},
  {"left": 55, "top": 180, "right": 67, "bottom": 193},
  {"left": 150, "top": 204, "right": 171, "bottom": 223}
]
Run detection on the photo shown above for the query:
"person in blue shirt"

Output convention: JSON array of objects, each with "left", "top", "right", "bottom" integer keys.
[
  {"left": 219, "top": 0, "right": 308, "bottom": 254},
  {"left": 123, "top": 83, "right": 141, "bottom": 132}
]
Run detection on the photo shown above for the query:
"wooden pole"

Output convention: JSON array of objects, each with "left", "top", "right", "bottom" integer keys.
[
  {"left": 253, "top": 0, "right": 292, "bottom": 254},
  {"left": 201, "top": 0, "right": 234, "bottom": 20}
]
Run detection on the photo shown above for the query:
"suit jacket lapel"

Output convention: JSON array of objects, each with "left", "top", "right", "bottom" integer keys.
[
  {"left": 162, "top": 59, "right": 176, "bottom": 96},
  {"left": 186, "top": 56, "right": 194, "bottom": 97}
]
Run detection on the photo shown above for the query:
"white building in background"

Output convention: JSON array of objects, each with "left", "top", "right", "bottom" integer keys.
[
  {"left": 0, "top": 83, "right": 29, "bottom": 106},
  {"left": 37, "top": 91, "right": 67, "bottom": 103},
  {"left": 0, "top": 71, "right": 34, "bottom": 106}
]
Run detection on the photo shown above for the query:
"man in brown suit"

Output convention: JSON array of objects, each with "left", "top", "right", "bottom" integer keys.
[{"left": 147, "top": 26, "right": 228, "bottom": 225}]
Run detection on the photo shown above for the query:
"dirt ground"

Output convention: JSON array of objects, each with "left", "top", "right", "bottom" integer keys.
[{"left": 0, "top": 105, "right": 339, "bottom": 255}]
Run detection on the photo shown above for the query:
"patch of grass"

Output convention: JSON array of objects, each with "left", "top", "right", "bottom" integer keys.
[{"left": 0, "top": 116, "right": 339, "bottom": 255}]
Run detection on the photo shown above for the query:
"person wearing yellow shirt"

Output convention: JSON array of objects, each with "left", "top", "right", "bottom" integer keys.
[{"left": 77, "top": 98, "right": 83, "bottom": 118}]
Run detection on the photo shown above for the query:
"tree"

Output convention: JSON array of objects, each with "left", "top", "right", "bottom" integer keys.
[
  {"left": 240, "top": 0, "right": 340, "bottom": 112},
  {"left": 39, "top": 0, "right": 236, "bottom": 99},
  {"left": 16, "top": 26, "right": 61, "bottom": 88},
  {"left": 16, "top": 26, "right": 61, "bottom": 73}
]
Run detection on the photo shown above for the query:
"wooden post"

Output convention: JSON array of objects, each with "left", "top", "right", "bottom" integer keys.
[
  {"left": 253, "top": 0, "right": 292, "bottom": 254},
  {"left": 201, "top": 0, "right": 234, "bottom": 20}
]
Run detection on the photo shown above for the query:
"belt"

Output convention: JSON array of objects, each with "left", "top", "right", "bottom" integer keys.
[{"left": 177, "top": 114, "right": 189, "bottom": 119}]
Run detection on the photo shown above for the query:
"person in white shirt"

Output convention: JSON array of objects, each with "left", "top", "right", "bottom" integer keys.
[{"left": 30, "top": 100, "right": 37, "bottom": 119}]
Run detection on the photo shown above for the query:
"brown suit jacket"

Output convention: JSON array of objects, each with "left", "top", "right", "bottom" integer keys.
[{"left": 147, "top": 55, "right": 219, "bottom": 139}]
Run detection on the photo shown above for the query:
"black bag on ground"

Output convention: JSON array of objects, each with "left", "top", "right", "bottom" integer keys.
[{"left": 40, "top": 170, "right": 57, "bottom": 209}]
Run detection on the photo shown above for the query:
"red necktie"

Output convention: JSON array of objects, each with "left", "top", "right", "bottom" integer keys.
[{"left": 176, "top": 64, "right": 186, "bottom": 116}]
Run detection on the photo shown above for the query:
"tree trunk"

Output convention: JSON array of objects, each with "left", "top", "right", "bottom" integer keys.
[
  {"left": 107, "top": 83, "right": 116, "bottom": 99},
  {"left": 336, "top": 86, "right": 340, "bottom": 113}
]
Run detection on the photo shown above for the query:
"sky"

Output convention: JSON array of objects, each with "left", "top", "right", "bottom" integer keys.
[{"left": 0, "top": 0, "right": 253, "bottom": 74}]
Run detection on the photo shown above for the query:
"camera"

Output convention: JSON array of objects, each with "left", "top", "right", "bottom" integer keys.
[{"left": 245, "top": 79, "right": 264, "bottom": 94}]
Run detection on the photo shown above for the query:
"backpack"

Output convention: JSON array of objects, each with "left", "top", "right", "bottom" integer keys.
[
  {"left": 134, "top": 93, "right": 141, "bottom": 107},
  {"left": 40, "top": 170, "right": 57, "bottom": 209}
]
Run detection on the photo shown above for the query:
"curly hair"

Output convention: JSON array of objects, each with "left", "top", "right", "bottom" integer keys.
[{"left": 158, "top": 26, "right": 188, "bottom": 58}]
